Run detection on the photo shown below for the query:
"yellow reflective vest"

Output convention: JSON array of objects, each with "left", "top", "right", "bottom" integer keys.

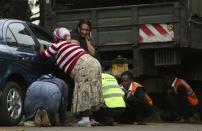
[{"left": 102, "top": 73, "right": 126, "bottom": 108}]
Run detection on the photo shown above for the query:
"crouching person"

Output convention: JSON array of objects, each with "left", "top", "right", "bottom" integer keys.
[
  {"left": 92, "top": 73, "right": 126, "bottom": 126},
  {"left": 24, "top": 74, "right": 68, "bottom": 126},
  {"left": 120, "top": 71, "right": 153, "bottom": 125},
  {"left": 161, "top": 76, "right": 199, "bottom": 123}
]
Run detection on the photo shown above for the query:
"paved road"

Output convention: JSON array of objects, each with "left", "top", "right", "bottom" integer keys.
[{"left": 0, "top": 123, "right": 202, "bottom": 131}]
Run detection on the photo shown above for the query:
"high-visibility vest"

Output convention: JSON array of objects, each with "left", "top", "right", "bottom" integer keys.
[
  {"left": 172, "top": 78, "right": 198, "bottom": 106},
  {"left": 102, "top": 73, "right": 126, "bottom": 108},
  {"left": 122, "top": 82, "right": 153, "bottom": 106}
]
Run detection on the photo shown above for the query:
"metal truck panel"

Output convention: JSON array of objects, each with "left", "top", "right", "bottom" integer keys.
[{"left": 54, "top": 3, "right": 179, "bottom": 48}]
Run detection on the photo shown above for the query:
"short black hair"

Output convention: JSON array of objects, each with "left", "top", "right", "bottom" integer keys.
[
  {"left": 120, "top": 71, "right": 133, "bottom": 80},
  {"left": 77, "top": 19, "right": 92, "bottom": 31}
]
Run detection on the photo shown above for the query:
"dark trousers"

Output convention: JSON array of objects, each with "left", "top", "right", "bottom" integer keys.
[
  {"left": 93, "top": 107, "right": 125, "bottom": 125},
  {"left": 121, "top": 96, "right": 153, "bottom": 123},
  {"left": 58, "top": 84, "right": 69, "bottom": 124},
  {"left": 48, "top": 83, "right": 69, "bottom": 126},
  {"left": 166, "top": 87, "right": 196, "bottom": 121}
]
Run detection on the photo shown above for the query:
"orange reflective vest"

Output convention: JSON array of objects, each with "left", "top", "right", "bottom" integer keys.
[
  {"left": 129, "top": 82, "right": 153, "bottom": 106},
  {"left": 172, "top": 78, "right": 198, "bottom": 106}
]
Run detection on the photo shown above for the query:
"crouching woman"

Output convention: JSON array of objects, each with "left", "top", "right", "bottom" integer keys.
[{"left": 39, "top": 27, "right": 103, "bottom": 127}]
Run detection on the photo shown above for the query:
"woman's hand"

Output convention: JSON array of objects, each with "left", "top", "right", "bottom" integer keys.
[
  {"left": 127, "top": 91, "right": 134, "bottom": 98},
  {"left": 86, "top": 37, "right": 95, "bottom": 56},
  {"left": 39, "top": 44, "right": 46, "bottom": 55}
]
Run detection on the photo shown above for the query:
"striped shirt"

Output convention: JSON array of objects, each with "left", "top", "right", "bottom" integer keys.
[{"left": 41, "top": 41, "right": 87, "bottom": 73}]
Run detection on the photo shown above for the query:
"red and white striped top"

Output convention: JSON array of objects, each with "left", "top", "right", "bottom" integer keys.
[{"left": 41, "top": 41, "right": 87, "bottom": 73}]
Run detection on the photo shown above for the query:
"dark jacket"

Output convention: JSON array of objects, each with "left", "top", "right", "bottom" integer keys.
[{"left": 71, "top": 29, "right": 89, "bottom": 52}]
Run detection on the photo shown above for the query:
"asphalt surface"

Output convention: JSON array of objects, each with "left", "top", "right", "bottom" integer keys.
[{"left": 0, "top": 123, "right": 202, "bottom": 131}]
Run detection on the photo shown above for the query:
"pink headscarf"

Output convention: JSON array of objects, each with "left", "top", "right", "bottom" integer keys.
[{"left": 53, "top": 27, "right": 71, "bottom": 41}]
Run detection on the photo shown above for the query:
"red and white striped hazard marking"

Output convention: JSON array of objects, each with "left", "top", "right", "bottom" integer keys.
[{"left": 139, "top": 23, "right": 174, "bottom": 43}]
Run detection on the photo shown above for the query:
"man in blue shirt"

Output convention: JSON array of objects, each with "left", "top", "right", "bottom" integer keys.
[{"left": 24, "top": 74, "right": 68, "bottom": 126}]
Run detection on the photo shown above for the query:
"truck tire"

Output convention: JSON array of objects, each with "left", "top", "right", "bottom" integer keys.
[{"left": 0, "top": 82, "right": 23, "bottom": 125}]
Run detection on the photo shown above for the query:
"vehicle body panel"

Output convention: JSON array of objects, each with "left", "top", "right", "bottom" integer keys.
[{"left": 0, "top": 19, "right": 55, "bottom": 101}]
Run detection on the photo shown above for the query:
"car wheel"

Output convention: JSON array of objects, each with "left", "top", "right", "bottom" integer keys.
[{"left": 0, "top": 82, "right": 23, "bottom": 125}]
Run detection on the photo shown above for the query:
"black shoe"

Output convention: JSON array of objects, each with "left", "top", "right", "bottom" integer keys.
[
  {"left": 101, "top": 117, "right": 115, "bottom": 126},
  {"left": 137, "top": 120, "right": 147, "bottom": 125},
  {"left": 135, "top": 117, "right": 147, "bottom": 125},
  {"left": 100, "top": 121, "right": 115, "bottom": 126},
  {"left": 50, "top": 113, "right": 61, "bottom": 126},
  {"left": 182, "top": 117, "right": 191, "bottom": 123}
]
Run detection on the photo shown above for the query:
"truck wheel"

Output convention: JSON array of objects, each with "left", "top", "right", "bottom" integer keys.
[{"left": 0, "top": 82, "right": 23, "bottom": 125}]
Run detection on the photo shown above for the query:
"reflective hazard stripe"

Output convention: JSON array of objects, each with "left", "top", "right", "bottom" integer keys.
[
  {"left": 139, "top": 23, "right": 174, "bottom": 43},
  {"left": 103, "top": 93, "right": 123, "bottom": 99},
  {"left": 102, "top": 85, "right": 120, "bottom": 90}
]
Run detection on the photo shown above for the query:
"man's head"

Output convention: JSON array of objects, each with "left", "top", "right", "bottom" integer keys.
[
  {"left": 120, "top": 71, "right": 133, "bottom": 89},
  {"left": 53, "top": 27, "right": 71, "bottom": 42}
]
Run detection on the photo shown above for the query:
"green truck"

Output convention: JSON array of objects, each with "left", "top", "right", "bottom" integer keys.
[{"left": 43, "top": 0, "right": 202, "bottom": 104}]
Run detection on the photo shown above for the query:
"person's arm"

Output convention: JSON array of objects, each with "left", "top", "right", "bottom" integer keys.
[
  {"left": 39, "top": 43, "right": 57, "bottom": 59},
  {"left": 86, "top": 38, "right": 95, "bottom": 56},
  {"left": 177, "top": 86, "right": 190, "bottom": 106},
  {"left": 126, "top": 91, "right": 134, "bottom": 98},
  {"left": 39, "top": 44, "right": 47, "bottom": 60},
  {"left": 135, "top": 87, "right": 146, "bottom": 103},
  {"left": 71, "top": 30, "right": 95, "bottom": 56}
]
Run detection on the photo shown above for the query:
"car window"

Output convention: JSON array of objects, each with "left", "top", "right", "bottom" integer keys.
[
  {"left": 28, "top": 24, "right": 53, "bottom": 47},
  {"left": 6, "top": 28, "right": 17, "bottom": 47},
  {"left": 8, "top": 23, "right": 36, "bottom": 49}
]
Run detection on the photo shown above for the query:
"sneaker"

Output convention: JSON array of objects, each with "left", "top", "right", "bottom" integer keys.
[
  {"left": 50, "top": 113, "right": 61, "bottom": 126},
  {"left": 24, "top": 121, "right": 36, "bottom": 127},
  {"left": 41, "top": 109, "right": 51, "bottom": 126},
  {"left": 77, "top": 119, "right": 91, "bottom": 127},
  {"left": 69, "top": 118, "right": 91, "bottom": 127},
  {"left": 34, "top": 109, "right": 43, "bottom": 126}
]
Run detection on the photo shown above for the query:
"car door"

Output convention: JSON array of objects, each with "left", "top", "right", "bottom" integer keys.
[
  {"left": 27, "top": 23, "right": 64, "bottom": 77},
  {"left": 26, "top": 23, "right": 53, "bottom": 48},
  {"left": 6, "top": 22, "right": 50, "bottom": 83}
]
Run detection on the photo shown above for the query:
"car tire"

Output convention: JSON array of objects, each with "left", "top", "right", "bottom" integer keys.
[{"left": 0, "top": 82, "right": 23, "bottom": 125}]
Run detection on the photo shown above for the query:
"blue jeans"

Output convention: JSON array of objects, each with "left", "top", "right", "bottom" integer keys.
[{"left": 24, "top": 81, "right": 63, "bottom": 120}]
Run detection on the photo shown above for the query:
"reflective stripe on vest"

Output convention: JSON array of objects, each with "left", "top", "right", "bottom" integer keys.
[
  {"left": 102, "top": 85, "right": 120, "bottom": 90},
  {"left": 103, "top": 93, "right": 124, "bottom": 99},
  {"left": 172, "top": 78, "right": 198, "bottom": 106}
]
